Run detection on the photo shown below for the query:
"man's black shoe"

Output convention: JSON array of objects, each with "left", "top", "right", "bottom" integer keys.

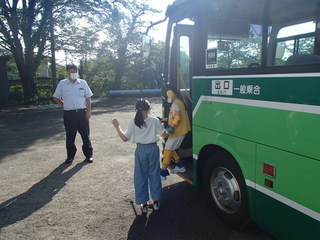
[
  {"left": 65, "top": 157, "right": 74, "bottom": 164},
  {"left": 85, "top": 157, "right": 93, "bottom": 163}
]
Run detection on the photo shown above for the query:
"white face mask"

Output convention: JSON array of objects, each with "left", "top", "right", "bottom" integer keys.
[
  {"left": 70, "top": 72, "right": 78, "bottom": 80},
  {"left": 167, "top": 98, "right": 172, "bottom": 103}
]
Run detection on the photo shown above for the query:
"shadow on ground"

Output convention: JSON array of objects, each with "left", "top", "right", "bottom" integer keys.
[
  {"left": 0, "top": 162, "right": 87, "bottom": 229},
  {"left": 0, "top": 97, "right": 157, "bottom": 161},
  {"left": 127, "top": 182, "right": 274, "bottom": 240}
]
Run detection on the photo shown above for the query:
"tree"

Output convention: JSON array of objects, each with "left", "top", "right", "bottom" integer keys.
[
  {"left": 217, "top": 37, "right": 262, "bottom": 68},
  {"left": 123, "top": 41, "right": 165, "bottom": 89},
  {"left": 0, "top": 0, "right": 106, "bottom": 100},
  {"left": 79, "top": 40, "right": 165, "bottom": 97},
  {"left": 56, "top": 24, "right": 100, "bottom": 76},
  {"left": 0, "top": 0, "right": 56, "bottom": 100},
  {"left": 82, "top": 55, "right": 115, "bottom": 96},
  {"left": 98, "top": 0, "right": 158, "bottom": 90}
]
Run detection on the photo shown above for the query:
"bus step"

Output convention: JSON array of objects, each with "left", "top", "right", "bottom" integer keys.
[{"left": 170, "top": 157, "right": 194, "bottom": 184}]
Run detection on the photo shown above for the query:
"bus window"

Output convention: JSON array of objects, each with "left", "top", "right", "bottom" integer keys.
[
  {"left": 298, "top": 37, "right": 315, "bottom": 54},
  {"left": 178, "top": 36, "right": 191, "bottom": 96},
  {"left": 275, "top": 40, "right": 294, "bottom": 65},
  {"left": 206, "top": 23, "right": 263, "bottom": 69},
  {"left": 278, "top": 22, "right": 315, "bottom": 38},
  {"left": 274, "top": 21, "right": 316, "bottom": 66}
]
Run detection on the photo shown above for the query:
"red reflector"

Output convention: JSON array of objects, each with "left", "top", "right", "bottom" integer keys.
[
  {"left": 264, "top": 179, "right": 273, "bottom": 188},
  {"left": 263, "top": 163, "right": 276, "bottom": 178}
]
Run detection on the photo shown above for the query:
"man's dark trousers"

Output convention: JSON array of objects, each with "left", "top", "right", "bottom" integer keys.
[{"left": 63, "top": 110, "right": 93, "bottom": 159}]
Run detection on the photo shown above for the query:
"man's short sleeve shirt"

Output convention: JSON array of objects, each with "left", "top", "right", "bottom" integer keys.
[{"left": 53, "top": 78, "right": 93, "bottom": 110}]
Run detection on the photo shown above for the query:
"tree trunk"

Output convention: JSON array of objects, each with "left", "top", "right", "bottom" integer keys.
[
  {"left": 20, "top": 68, "right": 37, "bottom": 101},
  {"left": 112, "top": 70, "right": 124, "bottom": 90},
  {"left": 50, "top": 8, "right": 57, "bottom": 92},
  {"left": 23, "top": 39, "right": 38, "bottom": 100},
  {"left": 112, "top": 45, "right": 127, "bottom": 90},
  {"left": 79, "top": 60, "right": 84, "bottom": 79},
  {"left": 11, "top": 47, "right": 37, "bottom": 100}
]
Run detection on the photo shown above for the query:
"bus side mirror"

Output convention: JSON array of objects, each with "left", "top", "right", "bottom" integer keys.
[
  {"left": 142, "top": 35, "right": 151, "bottom": 58},
  {"left": 276, "top": 45, "right": 285, "bottom": 59}
]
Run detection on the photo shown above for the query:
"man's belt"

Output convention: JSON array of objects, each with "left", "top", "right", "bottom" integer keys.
[{"left": 64, "top": 108, "right": 86, "bottom": 112}]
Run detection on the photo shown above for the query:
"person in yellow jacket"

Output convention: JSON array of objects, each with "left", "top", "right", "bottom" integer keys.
[{"left": 160, "top": 88, "right": 191, "bottom": 181}]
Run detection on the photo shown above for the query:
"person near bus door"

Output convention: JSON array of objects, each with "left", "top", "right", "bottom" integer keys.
[
  {"left": 53, "top": 64, "right": 94, "bottom": 164},
  {"left": 111, "top": 99, "right": 166, "bottom": 213},
  {"left": 160, "top": 87, "right": 191, "bottom": 181}
]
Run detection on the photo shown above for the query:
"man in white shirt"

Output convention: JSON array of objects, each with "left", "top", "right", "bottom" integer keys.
[{"left": 53, "top": 64, "right": 93, "bottom": 164}]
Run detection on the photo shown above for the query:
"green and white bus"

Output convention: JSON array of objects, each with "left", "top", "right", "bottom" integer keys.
[{"left": 145, "top": 0, "right": 320, "bottom": 239}]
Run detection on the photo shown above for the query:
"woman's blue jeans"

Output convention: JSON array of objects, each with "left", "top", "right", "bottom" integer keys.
[{"left": 134, "top": 143, "right": 162, "bottom": 205}]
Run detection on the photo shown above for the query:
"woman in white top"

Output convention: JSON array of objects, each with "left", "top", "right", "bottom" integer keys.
[{"left": 111, "top": 99, "right": 166, "bottom": 213}]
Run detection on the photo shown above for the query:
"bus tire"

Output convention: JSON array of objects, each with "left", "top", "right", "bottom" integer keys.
[{"left": 204, "top": 151, "right": 251, "bottom": 229}]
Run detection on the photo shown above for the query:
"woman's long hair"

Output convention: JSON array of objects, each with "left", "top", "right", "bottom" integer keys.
[{"left": 134, "top": 99, "right": 151, "bottom": 128}]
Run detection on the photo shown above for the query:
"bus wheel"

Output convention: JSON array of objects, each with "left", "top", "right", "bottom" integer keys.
[{"left": 204, "top": 151, "right": 250, "bottom": 229}]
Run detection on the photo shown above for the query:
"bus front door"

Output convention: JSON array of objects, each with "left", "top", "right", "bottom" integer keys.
[{"left": 170, "top": 24, "right": 194, "bottom": 183}]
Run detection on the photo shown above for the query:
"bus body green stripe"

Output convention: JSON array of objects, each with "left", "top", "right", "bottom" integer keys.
[
  {"left": 193, "top": 98, "right": 320, "bottom": 160},
  {"left": 192, "top": 74, "right": 320, "bottom": 107},
  {"left": 247, "top": 186, "right": 320, "bottom": 240},
  {"left": 194, "top": 72, "right": 320, "bottom": 79},
  {"left": 193, "top": 96, "right": 320, "bottom": 117},
  {"left": 246, "top": 180, "right": 320, "bottom": 221}
]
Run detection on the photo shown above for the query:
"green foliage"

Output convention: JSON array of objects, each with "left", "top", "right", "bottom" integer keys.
[
  {"left": 0, "top": 0, "right": 106, "bottom": 100},
  {"left": 123, "top": 41, "right": 165, "bottom": 89},
  {"left": 76, "top": 40, "right": 165, "bottom": 96},
  {"left": 83, "top": 57, "right": 115, "bottom": 96},
  {"left": 6, "top": 56, "right": 19, "bottom": 80},
  {"left": 9, "top": 84, "right": 23, "bottom": 103},
  {"left": 56, "top": 25, "right": 100, "bottom": 64},
  {"left": 217, "top": 37, "right": 262, "bottom": 68},
  {"left": 95, "top": 0, "right": 159, "bottom": 90},
  {"left": 9, "top": 79, "right": 53, "bottom": 104},
  {"left": 57, "top": 65, "right": 68, "bottom": 80},
  {"left": 1, "top": 0, "right": 166, "bottom": 103},
  {"left": 36, "top": 84, "right": 53, "bottom": 101}
]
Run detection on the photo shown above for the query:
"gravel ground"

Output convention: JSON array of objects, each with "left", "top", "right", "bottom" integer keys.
[{"left": 0, "top": 97, "right": 275, "bottom": 240}]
